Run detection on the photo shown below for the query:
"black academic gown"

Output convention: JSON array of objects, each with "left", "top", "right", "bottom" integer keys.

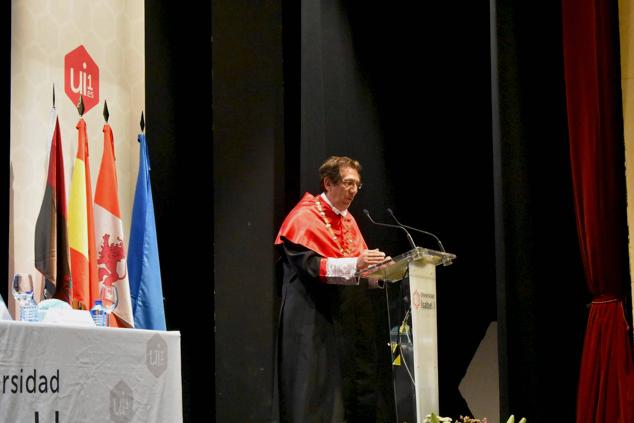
[{"left": 276, "top": 241, "right": 347, "bottom": 423}]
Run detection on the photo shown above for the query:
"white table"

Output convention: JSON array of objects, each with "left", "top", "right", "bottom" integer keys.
[{"left": 0, "top": 320, "right": 182, "bottom": 422}]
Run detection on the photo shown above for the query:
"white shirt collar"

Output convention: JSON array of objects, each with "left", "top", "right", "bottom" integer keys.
[{"left": 321, "top": 192, "right": 348, "bottom": 217}]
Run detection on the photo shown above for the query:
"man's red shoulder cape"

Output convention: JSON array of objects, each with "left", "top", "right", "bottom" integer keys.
[{"left": 274, "top": 193, "right": 367, "bottom": 258}]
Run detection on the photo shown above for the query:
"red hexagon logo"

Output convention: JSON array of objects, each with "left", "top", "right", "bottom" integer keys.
[{"left": 64, "top": 45, "right": 99, "bottom": 114}]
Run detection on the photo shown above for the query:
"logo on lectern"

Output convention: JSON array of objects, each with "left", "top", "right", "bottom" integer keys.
[{"left": 412, "top": 289, "right": 435, "bottom": 311}]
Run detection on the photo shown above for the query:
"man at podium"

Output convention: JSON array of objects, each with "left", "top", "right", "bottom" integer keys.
[{"left": 274, "top": 156, "right": 387, "bottom": 422}]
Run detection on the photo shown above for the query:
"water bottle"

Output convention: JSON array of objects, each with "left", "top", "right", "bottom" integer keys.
[
  {"left": 90, "top": 300, "right": 107, "bottom": 327},
  {"left": 12, "top": 273, "right": 38, "bottom": 322},
  {"left": 16, "top": 291, "right": 37, "bottom": 322}
]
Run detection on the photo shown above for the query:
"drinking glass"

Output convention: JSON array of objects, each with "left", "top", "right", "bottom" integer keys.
[{"left": 99, "top": 284, "right": 119, "bottom": 326}]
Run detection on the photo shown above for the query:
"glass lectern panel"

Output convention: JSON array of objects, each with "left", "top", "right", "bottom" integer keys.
[
  {"left": 386, "top": 277, "right": 417, "bottom": 423},
  {"left": 357, "top": 247, "right": 456, "bottom": 422}
]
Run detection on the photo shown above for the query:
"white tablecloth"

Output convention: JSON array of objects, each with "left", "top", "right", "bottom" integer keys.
[{"left": 0, "top": 320, "right": 182, "bottom": 422}]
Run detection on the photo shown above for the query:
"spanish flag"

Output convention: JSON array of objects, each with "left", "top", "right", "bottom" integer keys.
[
  {"left": 94, "top": 123, "right": 134, "bottom": 327},
  {"left": 68, "top": 118, "right": 98, "bottom": 310}
]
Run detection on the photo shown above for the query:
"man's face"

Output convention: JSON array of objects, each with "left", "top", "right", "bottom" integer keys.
[{"left": 324, "top": 166, "right": 361, "bottom": 211}]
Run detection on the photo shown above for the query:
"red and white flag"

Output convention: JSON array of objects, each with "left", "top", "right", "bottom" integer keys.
[{"left": 94, "top": 123, "right": 134, "bottom": 327}]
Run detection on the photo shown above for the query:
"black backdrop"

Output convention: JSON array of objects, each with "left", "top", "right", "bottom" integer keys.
[
  {"left": 491, "top": 0, "right": 589, "bottom": 420},
  {"left": 0, "top": 1, "right": 591, "bottom": 421},
  {"left": 145, "top": 2, "right": 214, "bottom": 421}
]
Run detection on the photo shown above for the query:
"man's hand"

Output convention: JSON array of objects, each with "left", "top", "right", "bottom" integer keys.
[{"left": 356, "top": 248, "right": 387, "bottom": 270}]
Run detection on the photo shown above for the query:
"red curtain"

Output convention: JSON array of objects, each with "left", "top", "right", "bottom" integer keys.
[{"left": 561, "top": 0, "right": 634, "bottom": 421}]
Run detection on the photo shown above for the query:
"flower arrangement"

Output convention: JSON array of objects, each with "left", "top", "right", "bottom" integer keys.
[
  {"left": 455, "top": 417, "right": 487, "bottom": 423},
  {"left": 424, "top": 413, "right": 526, "bottom": 423}
]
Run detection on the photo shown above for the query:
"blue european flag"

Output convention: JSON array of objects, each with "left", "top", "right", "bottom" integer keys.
[{"left": 128, "top": 133, "right": 166, "bottom": 330}]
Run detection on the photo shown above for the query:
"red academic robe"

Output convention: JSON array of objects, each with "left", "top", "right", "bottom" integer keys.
[{"left": 275, "top": 192, "right": 367, "bottom": 276}]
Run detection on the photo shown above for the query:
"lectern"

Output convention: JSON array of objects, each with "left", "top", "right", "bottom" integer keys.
[{"left": 359, "top": 247, "right": 455, "bottom": 422}]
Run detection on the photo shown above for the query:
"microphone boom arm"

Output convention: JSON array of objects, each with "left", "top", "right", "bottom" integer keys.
[
  {"left": 363, "top": 209, "right": 417, "bottom": 250},
  {"left": 386, "top": 208, "right": 446, "bottom": 253}
]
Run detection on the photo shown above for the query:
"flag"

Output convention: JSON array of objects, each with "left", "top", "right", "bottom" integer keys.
[
  {"left": 128, "top": 133, "right": 166, "bottom": 330},
  {"left": 34, "top": 109, "right": 71, "bottom": 302},
  {"left": 94, "top": 123, "right": 134, "bottom": 327},
  {"left": 68, "top": 118, "right": 98, "bottom": 310}
]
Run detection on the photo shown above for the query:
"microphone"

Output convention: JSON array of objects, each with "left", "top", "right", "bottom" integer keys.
[
  {"left": 386, "top": 208, "right": 446, "bottom": 253},
  {"left": 363, "top": 209, "right": 417, "bottom": 250}
]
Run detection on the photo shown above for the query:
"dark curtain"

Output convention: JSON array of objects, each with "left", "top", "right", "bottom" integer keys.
[{"left": 561, "top": 0, "right": 634, "bottom": 421}]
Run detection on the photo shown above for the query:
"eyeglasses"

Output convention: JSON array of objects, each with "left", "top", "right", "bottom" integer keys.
[{"left": 340, "top": 179, "right": 363, "bottom": 190}]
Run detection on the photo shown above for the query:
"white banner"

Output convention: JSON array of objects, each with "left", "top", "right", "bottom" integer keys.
[{"left": 0, "top": 321, "right": 182, "bottom": 422}]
